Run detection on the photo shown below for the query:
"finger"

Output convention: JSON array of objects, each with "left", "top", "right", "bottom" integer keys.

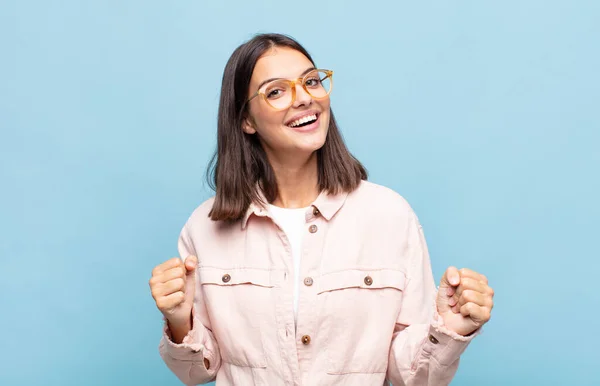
[
  {"left": 448, "top": 295, "right": 458, "bottom": 307},
  {"left": 151, "top": 277, "right": 185, "bottom": 299},
  {"left": 459, "top": 303, "right": 492, "bottom": 324},
  {"left": 458, "top": 289, "right": 493, "bottom": 308},
  {"left": 458, "top": 268, "right": 488, "bottom": 284},
  {"left": 441, "top": 266, "right": 461, "bottom": 288},
  {"left": 454, "top": 277, "right": 491, "bottom": 298},
  {"left": 156, "top": 291, "right": 185, "bottom": 312},
  {"left": 149, "top": 266, "right": 186, "bottom": 287},
  {"left": 184, "top": 255, "right": 198, "bottom": 272},
  {"left": 152, "top": 257, "right": 184, "bottom": 276},
  {"left": 447, "top": 286, "right": 456, "bottom": 297}
]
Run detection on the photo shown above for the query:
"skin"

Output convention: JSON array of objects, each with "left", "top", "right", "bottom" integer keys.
[{"left": 149, "top": 47, "right": 494, "bottom": 353}]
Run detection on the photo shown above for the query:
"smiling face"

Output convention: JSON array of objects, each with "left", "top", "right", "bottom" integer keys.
[{"left": 243, "top": 47, "right": 331, "bottom": 162}]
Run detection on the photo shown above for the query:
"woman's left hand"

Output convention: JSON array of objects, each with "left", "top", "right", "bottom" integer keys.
[{"left": 436, "top": 267, "right": 494, "bottom": 336}]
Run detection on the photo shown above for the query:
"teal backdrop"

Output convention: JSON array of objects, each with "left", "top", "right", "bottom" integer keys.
[{"left": 1, "top": 1, "right": 598, "bottom": 385}]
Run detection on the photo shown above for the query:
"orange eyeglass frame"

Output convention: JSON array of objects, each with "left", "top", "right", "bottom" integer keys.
[{"left": 246, "top": 69, "right": 334, "bottom": 110}]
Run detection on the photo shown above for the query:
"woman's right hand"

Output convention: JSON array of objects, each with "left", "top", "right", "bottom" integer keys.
[{"left": 150, "top": 255, "right": 198, "bottom": 330}]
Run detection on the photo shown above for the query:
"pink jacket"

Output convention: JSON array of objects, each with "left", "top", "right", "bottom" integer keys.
[{"left": 159, "top": 181, "right": 479, "bottom": 385}]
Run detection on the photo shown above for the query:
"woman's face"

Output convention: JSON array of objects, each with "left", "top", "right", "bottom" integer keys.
[{"left": 244, "top": 47, "right": 331, "bottom": 161}]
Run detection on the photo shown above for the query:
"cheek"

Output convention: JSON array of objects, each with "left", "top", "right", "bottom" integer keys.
[
  {"left": 254, "top": 105, "right": 285, "bottom": 127},
  {"left": 319, "top": 99, "right": 331, "bottom": 121}
]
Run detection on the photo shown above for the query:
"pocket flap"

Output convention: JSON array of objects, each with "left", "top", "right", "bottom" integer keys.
[
  {"left": 317, "top": 269, "right": 407, "bottom": 294},
  {"left": 199, "top": 267, "right": 276, "bottom": 288}
]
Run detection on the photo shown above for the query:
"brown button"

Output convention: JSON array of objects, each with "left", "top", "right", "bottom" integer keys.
[
  {"left": 364, "top": 276, "right": 373, "bottom": 286},
  {"left": 222, "top": 274, "right": 231, "bottom": 283},
  {"left": 301, "top": 335, "right": 311, "bottom": 345},
  {"left": 429, "top": 334, "right": 439, "bottom": 344},
  {"left": 304, "top": 277, "right": 313, "bottom": 286},
  {"left": 313, "top": 207, "right": 320, "bottom": 216},
  {"left": 309, "top": 225, "right": 318, "bottom": 233},
  {"left": 203, "top": 358, "right": 211, "bottom": 370}
]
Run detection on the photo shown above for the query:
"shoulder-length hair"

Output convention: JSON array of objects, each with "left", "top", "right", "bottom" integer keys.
[{"left": 207, "top": 33, "right": 367, "bottom": 222}]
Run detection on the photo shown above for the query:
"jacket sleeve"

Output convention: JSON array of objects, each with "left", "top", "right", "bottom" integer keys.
[
  {"left": 386, "top": 211, "right": 481, "bottom": 386},
  {"left": 158, "top": 221, "right": 222, "bottom": 386}
]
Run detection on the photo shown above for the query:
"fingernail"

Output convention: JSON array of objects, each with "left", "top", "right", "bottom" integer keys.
[{"left": 446, "top": 287, "right": 453, "bottom": 296}]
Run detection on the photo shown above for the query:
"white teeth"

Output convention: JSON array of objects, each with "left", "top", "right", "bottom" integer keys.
[{"left": 288, "top": 114, "right": 317, "bottom": 127}]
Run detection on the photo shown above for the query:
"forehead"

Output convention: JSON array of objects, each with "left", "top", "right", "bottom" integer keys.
[{"left": 251, "top": 47, "right": 313, "bottom": 83}]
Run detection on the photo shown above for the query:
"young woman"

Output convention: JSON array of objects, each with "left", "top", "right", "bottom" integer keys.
[{"left": 149, "top": 33, "right": 494, "bottom": 386}]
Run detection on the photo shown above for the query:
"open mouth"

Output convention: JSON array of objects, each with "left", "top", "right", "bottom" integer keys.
[{"left": 286, "top": 113, "right": 319, "bottom": 128}]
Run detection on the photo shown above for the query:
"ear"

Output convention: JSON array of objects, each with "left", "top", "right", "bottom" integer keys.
[{"left": 242, "top": 115, "right": 257, "bottom": 135}]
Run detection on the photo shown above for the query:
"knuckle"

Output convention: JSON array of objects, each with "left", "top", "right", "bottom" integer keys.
[
  {"left": 462, "top": 290, "right": 474, "bottom": 302},
  {"left": 483, "top": 308, "right": 491, "bottom": 320}
]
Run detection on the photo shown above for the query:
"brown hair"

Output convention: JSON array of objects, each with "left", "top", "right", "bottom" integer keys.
[{"left": 207, "top": 33, "right": 367, "bottom": 222}]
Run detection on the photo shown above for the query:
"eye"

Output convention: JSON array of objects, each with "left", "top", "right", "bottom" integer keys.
[
  {"left": 264, "top": 80, "right": 289, "bottom": 99},
  {"left": 305, "top": 77, "right": 321, "bottom": 88},
  {"left": 267, "top": 89, "right": 281, "bottom": 98},
  {"left": 266, "top": 88, "right": 288, "bottom": 99}
]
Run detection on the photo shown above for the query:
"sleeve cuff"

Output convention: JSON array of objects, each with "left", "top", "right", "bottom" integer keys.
[
  {"left": 161, "top": 315, "right": 207, "bottom": 361},
  {"left": 423, "top": 303, "right": 482, "bottom": 366}
]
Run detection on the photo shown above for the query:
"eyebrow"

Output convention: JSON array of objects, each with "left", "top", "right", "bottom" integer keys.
[{"left": 256, "top": 67, "right": 316, "bottom": 90}]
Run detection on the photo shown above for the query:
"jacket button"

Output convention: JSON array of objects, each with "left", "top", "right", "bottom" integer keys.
[
  {"left": 309, "top": 225, "right": 318, "bottom": 233},
  {"left": 429, "top": 334, "right": 439, "bottom": 344},
  {"left": 222, "top": 274, "right": 231, "bottom": 283},
  {"left": 313, "top": 207, "right": 320, "bottom": 216},
  {"left": 304, "top": 277, "right": 313, "bottom": 286},
  {"left": 364, "top": 276, "right": 373, "bottom": 286},
  {"left": 301, "top": 335, "right": 311, "bottom": 345}
]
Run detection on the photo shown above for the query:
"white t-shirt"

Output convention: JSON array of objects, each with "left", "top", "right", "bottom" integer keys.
[{"left": 268, "top": 204, "right": 308, "bottom": 322}]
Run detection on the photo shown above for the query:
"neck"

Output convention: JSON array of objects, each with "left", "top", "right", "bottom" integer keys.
[{"left": 268, "top": 151, "right": 319, "bottom": 209}]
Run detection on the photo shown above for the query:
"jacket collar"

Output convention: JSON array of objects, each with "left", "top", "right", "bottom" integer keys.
[{"left": 241, "top": 187, "right": 349, "bottom": 230}]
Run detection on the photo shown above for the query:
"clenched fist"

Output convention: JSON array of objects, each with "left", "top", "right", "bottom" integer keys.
[
  {"left": 436, "top": 266, "right": 494, "bottom": 336},
  {"left": 149, "top": 255, "right": 198, "bottom": 330}
]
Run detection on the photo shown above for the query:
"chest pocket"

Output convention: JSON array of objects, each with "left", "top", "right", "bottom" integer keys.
[
  {"left": 199, "top": 267, "right": 278, "bottom": 369},
  {"left": 316, "top": 268, "right": 407, "bottom": 374}
]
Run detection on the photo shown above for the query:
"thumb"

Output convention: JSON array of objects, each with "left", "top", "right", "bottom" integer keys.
[
  {"left": 184, "top": 255, "right": 198, "bottom": 272},
  {"left": 183, "top": 255, "right": 198, "bottom": 303},
  {"left": 437, "top": 266, "right": 460, "bottom": 312},
  {"left": 440, "top": 266, "right": 461, "bottom": 289}
]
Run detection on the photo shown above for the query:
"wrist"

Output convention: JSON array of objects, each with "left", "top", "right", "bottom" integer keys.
[{"left": 166, "top": 312, "right": 193, "bottom": 344}]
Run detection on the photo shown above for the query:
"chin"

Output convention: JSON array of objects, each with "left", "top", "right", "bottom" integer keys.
[{"left": 296, "top": 132, "right": 328, "bottom": 154}]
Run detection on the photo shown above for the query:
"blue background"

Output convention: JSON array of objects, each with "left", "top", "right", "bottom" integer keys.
[{"left": 1, "top": 1, "right": 598, "bottom": 385}]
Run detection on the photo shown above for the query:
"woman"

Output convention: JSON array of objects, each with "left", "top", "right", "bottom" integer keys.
[{"left": 149, "top": 33, "right": 494, "bottom": 386}]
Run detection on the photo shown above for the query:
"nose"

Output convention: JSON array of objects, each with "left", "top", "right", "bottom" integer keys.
[{"left": 292, "top": 82, "right": 312, "bottom": 108}]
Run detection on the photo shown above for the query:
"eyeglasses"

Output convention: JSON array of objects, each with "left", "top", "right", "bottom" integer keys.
[{"left": 247, "top": 69, "right": 333, "bottom": 110}]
